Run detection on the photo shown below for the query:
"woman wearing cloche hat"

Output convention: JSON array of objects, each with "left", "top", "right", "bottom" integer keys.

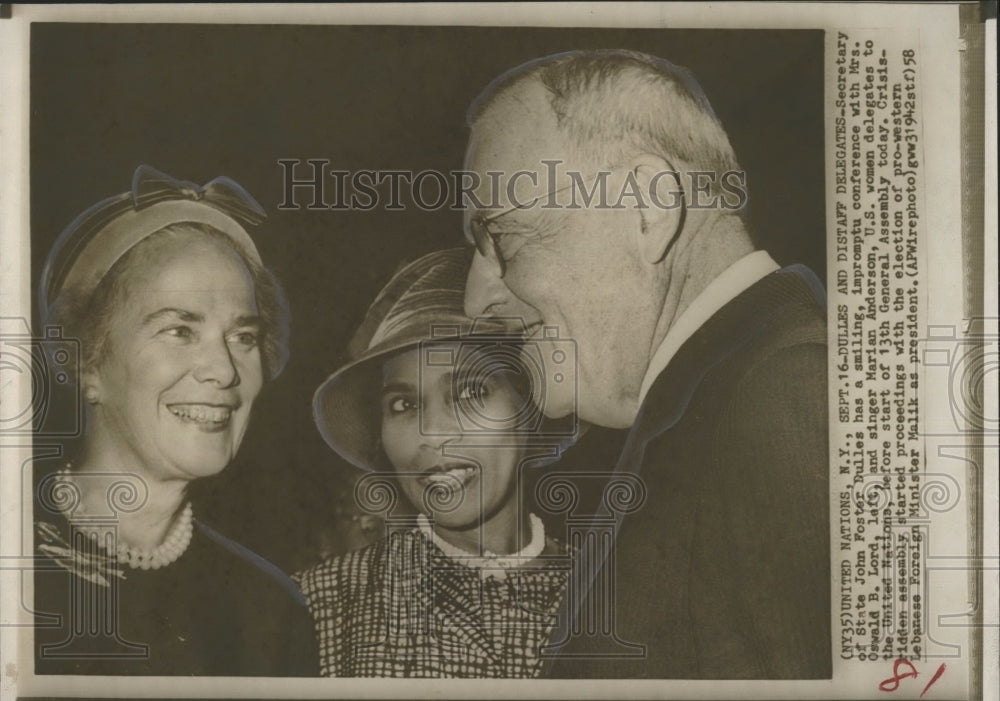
[{"left": 295, "top": 247, "right": 573, "bottom": 678}]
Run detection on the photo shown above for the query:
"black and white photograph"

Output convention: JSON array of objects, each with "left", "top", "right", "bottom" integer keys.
[{"left": 0, "top": 3, "right": 994, "bottom": 700}]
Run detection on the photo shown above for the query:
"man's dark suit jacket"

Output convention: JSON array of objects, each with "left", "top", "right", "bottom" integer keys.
[{"left": 548, "top": 265, "right": 832, "bottom": 679}]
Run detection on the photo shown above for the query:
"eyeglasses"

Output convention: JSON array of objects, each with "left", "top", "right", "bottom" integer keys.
[
  {"left": 467, "top": 202, "right": 528, "bottom": 279},
  {"left": 466, "top": 170, "right": 615, "bottom": 279},
  {"left": 466, "top": 160, "right": 685, "bottom": 278}
]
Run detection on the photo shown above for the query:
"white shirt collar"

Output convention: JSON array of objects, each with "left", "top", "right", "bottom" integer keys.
[{"left": 636, "top": 250, "right": 781, "bottom": 407}]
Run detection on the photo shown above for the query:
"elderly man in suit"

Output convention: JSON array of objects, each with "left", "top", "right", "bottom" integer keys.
[{"left": 462, "top": 49, "right": 831, "bottom": 679}]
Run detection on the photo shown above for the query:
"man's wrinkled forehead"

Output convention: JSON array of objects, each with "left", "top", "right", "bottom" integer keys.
[{"left": 464, "top": 80, "right": 579, "bottom": 204}]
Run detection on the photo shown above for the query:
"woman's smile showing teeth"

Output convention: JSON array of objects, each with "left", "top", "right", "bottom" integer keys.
[
  {"left": 167, "top": 403, "right": 234, "bottom": 429},
  {"left": 421, "top": 461, "right": 478, "bottom": 486}
]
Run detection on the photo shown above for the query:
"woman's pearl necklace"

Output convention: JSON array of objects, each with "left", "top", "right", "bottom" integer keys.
[{"left": 56, "top": 466, "right": 194, "bottom": 570}]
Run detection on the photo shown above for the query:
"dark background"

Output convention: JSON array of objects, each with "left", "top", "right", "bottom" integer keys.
[{"left": 31, "top": 24, "right": 825, "bottom": 573}]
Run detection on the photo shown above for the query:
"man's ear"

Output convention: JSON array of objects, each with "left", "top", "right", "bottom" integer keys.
[{"left": 630, "top": 154, "right": 686, "bottom": 264}]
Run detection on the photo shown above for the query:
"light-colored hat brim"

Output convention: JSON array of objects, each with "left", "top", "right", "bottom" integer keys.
[
  {"left": 312, "top": 247, "right": 579, "bottom": 472},
  {"left": 313, "top": 309, "right": 508, "bottom": 471}
]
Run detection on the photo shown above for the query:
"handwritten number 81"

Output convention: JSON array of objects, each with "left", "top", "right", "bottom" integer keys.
[{"left": 879, "top": 659, "right": 946, "bottom": 697}]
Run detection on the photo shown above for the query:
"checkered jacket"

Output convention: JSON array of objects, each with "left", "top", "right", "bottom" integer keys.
[{"left": 294, "top": 527, "right": 569, "bottom": 677}]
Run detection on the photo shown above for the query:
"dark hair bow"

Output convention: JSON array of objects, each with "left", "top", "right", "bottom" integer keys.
[
  {"left": 40, "top": 165, "right": 267, "bottom": 321},
  {"left": 131, "top": 164, "right": 266, "bottom": 227}
]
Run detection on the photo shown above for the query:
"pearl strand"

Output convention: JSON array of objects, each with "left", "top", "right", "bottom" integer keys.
[
  {"left": 55, "top": 465, "right": 194, "bottom": 570},
  {"left": 115, "top": 501, "right": 193, "bottom": 570}
]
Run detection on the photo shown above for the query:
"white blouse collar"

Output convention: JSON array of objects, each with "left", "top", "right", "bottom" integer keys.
[{"left": 417, "top": 512, "right": 545, "bottom": 576}]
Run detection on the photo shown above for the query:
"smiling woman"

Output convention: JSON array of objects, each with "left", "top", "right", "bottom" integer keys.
[
  {"left": 296, "top": 248, "right": 571, "bottom": 678},
  {"left": 32, "top": 166, "right": 317, "bottom": 676}
]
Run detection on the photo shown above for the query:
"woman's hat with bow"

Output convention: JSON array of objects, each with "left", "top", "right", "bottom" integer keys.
[{"left": 39, "top": 165, "right": 266, "bottom": 323}]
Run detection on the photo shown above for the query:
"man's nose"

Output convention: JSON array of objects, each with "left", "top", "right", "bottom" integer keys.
[{"left": 464, "top": 251, "right": 509, "bottom": 318}]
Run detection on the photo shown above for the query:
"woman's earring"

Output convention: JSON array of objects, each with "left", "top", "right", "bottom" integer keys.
[{"left": 84, "top": 387, "right": 100, "bottom": 404}]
